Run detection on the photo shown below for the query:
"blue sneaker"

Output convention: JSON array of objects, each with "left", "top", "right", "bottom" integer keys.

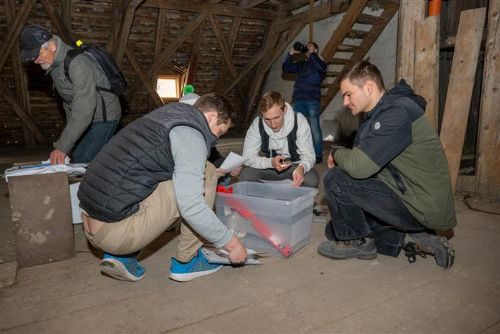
[
  {"left": 169, "top": 249, "right": 223, "bottom": 282},
  {"left": 100, "top": 253, "right": 145, "bottom": 282}
]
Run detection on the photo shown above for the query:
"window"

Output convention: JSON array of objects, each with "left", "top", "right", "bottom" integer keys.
[{"left": 156, "top": 75, "right": 180, "bottom": 99}]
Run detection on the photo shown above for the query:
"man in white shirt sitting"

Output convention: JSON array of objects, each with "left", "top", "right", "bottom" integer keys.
[{"left": 240, "top": 91, "right": 319, "bottom": 188}]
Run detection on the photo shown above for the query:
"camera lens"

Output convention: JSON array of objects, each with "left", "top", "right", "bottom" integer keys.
[{"left": 293, "top": 41, "right": 304, "bottom": 52}]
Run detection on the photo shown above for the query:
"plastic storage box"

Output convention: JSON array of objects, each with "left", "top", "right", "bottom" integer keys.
[{"left": 215, "top": 182, "right": 317, "bottom": 257}]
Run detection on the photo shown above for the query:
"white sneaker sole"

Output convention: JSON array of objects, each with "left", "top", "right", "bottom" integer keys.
[
  {"left": 100, "top": 258, "right": 144, "bottom": 282},
  {"left": 169, "top": 265, "right": 222, "bottom": 282}
]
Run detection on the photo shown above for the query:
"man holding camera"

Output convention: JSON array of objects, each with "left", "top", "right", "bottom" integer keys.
[
  {"left": 282, "top": 41, "right": 327, "bottom": 164},
  {"left": 239, "top": 91, "right": 319, "bottom": 188}
]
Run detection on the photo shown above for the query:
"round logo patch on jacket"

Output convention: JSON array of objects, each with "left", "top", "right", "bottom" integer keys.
[{"left": 374, "top": 121, "right": 381, "bottom": 130}]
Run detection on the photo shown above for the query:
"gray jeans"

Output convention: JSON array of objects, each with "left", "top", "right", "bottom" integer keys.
[{"left": 239, "top": 164, "right": 319, "bottom": 188}]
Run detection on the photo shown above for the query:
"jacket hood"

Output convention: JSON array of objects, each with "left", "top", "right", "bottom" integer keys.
[
  {"left": 47, "top": 35, "right": 71, "bottom": 73},
  {"left": 383, "top": 79, "right": 427, "bottom": 111}
]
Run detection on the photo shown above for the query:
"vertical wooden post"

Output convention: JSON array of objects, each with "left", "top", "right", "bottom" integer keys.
[
  {"left": 5, "top": 0, "right": 34, "bottom": 145},
  {"left": 440, "top": 8, "right": 486, "bottom": 193},
  {"left": 476, "top": 0, "right": 500, "bottom": 198},
  {"left": 414, "top": 16, "right": 440, "bottom": 131},
  {"left": 396, "top": 0, "right": 425, "bottom": 86}
]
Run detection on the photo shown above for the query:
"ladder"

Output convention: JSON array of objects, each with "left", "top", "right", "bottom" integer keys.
[{"left": 320, "top": 0, "right": 399, "bottom": 112}]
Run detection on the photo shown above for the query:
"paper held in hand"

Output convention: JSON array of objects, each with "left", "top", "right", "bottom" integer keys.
[
  {"left": 201, "top": 246, "right": 262, "bottom": 265},
  {"left": 219, "top": 151, "right": 247, "bottom": 172}
]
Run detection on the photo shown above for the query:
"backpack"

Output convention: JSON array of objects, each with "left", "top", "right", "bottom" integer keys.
[{"left": 64, "top": 40, "right": 127, "bottom": 96}]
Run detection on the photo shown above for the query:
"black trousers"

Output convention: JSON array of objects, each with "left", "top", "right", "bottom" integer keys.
[{"left": 323, "top": 167, "right": 425, "bottom": 256}]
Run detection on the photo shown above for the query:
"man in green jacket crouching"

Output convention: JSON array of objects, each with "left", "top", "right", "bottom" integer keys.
[{"left": 318, "top": 59, "right": 456, "bottom": 268}]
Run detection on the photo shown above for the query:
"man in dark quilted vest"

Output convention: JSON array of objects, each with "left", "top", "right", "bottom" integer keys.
[
  {"left": 318, "top": 60, "right": 456, "bottom": 269},
  {"left": 78, "top": 95, "right": 247, "bottom": 282}
]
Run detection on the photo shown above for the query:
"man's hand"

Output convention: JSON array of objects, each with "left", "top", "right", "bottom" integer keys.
[
  {"left": 215, "top": 168, "right": 226, "bottom": 177},
  {"left": 216, "top": 166, "right": 242, "bottom": 178},
  {"left": 50, "top": 149, "right": 67, "bottom": 165},
  {"left": 327, "top": 151, "right": 336, "bottom": 168},
  {"left": 292, "top": 165, "right": 305, "bottom": 187},
  {"left": 223, "top": 235, "right": 248, "bottom": 263},
  {"left": 272, "top": 155, "right": 291, "bottom": 172},
  {"left": 229, "top": 166, "right": 242, "bottom": 177}
]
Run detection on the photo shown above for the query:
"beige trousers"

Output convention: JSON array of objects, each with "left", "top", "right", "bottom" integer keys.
[{"left": 84, "top": 162, "right": 218, "bottom": 262}]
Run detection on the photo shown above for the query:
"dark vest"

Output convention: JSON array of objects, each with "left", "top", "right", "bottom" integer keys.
[
  {"left": 78, "top": 103, "right": 217, "bottom": 222},
  {"left": 259, "top": 112, "right": 299, "bottom": 161}
]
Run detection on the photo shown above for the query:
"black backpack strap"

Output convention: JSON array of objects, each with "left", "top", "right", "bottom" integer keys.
[
  {"left": 65, "top": 48, "right": 108, "bottom": 122},
  {"left": 258, "top": 117, "right": 273, "bottom": 157},
  {"left": 286, "top": 112, "right": 300, "bottom": 161},
  {"left": 64, "top": 48, "right": 85, "bottom": 83}
]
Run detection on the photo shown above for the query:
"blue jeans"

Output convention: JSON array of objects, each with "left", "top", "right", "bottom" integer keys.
[
  {"left": 323, "top": 168, "right": 425, "bottom": 256},
  {"left": 72, "top": 120, "right": 119, "bottom": 163},
  {"left": 293, "top": 100, "right": 323, "bottom": 159}
]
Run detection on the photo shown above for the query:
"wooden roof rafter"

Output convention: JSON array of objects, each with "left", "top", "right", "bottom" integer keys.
[
  {"left": 0, "top": 82, "right": 45, "bottom": 144},
  {"left": 114, "top": 0, "right": 144, "bottom": 66},
  {"left": 184, "top": 27, "right": 203, "bottom": 86},
  {"left": 214, "top": 16, "right": 242, "bottom": 93},
  {"left": 276, "top": 0, "right": 348, "bottom": 32},
  {"left": 125, "top": 47, "right": 164, "bottom": 107},
  {"left": 0, "top": 0, "right": 34, "bottom": 74},
  {"left": 240, "top": 0, "right": 269, "bottom": 9},
  {"left": 39, "top": 0, "right": 74, "bottom": 44},
  {"left": 243, "top": 22, "right": 306, "bottom": 126},
  {"left": 209, "top": 14, "right": 249, "bottom": 109},
  {"left": 127, "top": 12, "right": 207, "bottom": 101},
  {"left": 5, "top": 0, "right": 34, "bottom": 145},
  {"left": 141, "top": 0, "right": 277, "bottom": 20}
]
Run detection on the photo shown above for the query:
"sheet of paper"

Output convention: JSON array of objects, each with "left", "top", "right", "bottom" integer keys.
[
  {"left": 3, "top": 162, "right": 87, "bottom": 182},
  {"left": 219, "top": 151, "right": 247, "bottom": 172},
  {"left": 69, "top": 182, "right": 83, "bottom": 224},
  {"left": 201, "top": 247, "right": 262, "bottom": 265}
]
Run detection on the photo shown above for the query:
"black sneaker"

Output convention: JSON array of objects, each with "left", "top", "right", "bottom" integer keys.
[
  {"left": 409, "top": 232, "right": 455, "bottom": 269},
  {"left": 317, "top": 238, "right": 377, "bottom": 260},
  {"left": 315, "top": 156, "right": 323, "bottom": 164}
]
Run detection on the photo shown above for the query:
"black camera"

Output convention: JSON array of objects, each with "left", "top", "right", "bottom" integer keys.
[{"left": 293, "top": 41, "right": 308, "bottom": 54}]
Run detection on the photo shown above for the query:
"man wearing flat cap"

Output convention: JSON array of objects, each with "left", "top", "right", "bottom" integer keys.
[{"left": 20, "top": 25, "right": 121, "bottom": 164}]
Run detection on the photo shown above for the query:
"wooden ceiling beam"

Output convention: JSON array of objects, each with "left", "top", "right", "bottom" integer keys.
[
  {"left": 214, "top": 17, "right": 241, "bottom": 92},
  {"left": 184, "top": 27, "right": 203, "bottom": 86},
  {"left": 141, "top": 0, "right": 277, "bottom": 20},
  {"left": 40, "top": 0, "right": 74, "bottom": 44},
  {"left": 5, "top": 0, "right": 33, "bottom": 145},
  {"left": 243, "top": 23, "right": 305, "bottom": 126},
  {"left": 218, "top": 17, "right": 282, "bottom": 97},
  {"left": 209, "top": 15, "right": 238, "bottom": 78},
  {"left": 106, "top": 0, "right": 126, "bottom": 53},
  {"left": 61, "top": 0, "right": 72, "bottom": 30},
  {"left": 125, "top": 47, "right": 164, "bottom": 107},
  {"left": 240, "top": 0, "right": 268, "bottom": 8},
  {"left": 0, "top": 82, "right": 46, "bottom": 144},
  {"left": 209, "top": 15, "right": 248, "bottom": 111},
  {"left": 126, "top": 13, "right": 206, "bottom": 98},
  {"left": 0, "top": 0, "right": 34, "bottom": 74},
  {"left": 279, "top": 0, "right": 310, "bottom": 13},
  {"left": 276, "top": 1, "right": 338, "bottom": 32},
  {"left": 115, "top": 0, "right": 144, "bottom": 66}
]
